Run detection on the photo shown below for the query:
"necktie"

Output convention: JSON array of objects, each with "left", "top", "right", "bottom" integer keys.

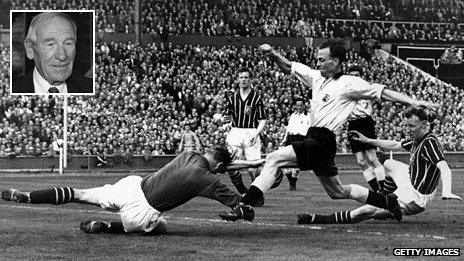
[{"left": 48, "top": 87, "right": 60, "bottom": 93}]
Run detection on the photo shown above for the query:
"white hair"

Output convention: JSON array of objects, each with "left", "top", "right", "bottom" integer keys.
[{"left": 25, "top": 12, "right": 77, "bottom": 44}]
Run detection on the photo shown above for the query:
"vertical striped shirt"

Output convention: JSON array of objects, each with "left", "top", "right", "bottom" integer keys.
[
  {"left": 224, "top": 90, "right": 266, "bottom": 128},
  {"left": 384, "top": 133, "right": 445, "bottom": 195}
]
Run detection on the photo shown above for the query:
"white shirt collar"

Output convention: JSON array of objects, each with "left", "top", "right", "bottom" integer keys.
[{"left": 33, "top": 67, "right": 68, "bottom": 94}]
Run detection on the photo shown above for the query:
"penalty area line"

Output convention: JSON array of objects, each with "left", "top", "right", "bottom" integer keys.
[{"left": 3, "top": 204, "right": 448, "bottom": 240}]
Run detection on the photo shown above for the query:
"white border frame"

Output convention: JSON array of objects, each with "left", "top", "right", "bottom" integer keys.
[{"left": 9, "top": 9, "right": 95, "bottom": 96}]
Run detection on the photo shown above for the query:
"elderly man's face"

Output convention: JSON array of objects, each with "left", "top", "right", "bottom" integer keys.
[{"left": 28, "top": 16, "right": 76, "bottom": 85}]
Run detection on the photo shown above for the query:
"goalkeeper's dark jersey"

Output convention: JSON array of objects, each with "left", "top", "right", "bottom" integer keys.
[{"left": 141, "top": 151, "right": 241, "bottom": 212}]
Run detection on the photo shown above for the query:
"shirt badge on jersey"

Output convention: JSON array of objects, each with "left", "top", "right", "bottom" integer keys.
[
  {"left": 322, "top": 94, "right": 331, "bottom": 102},
  {"left": 245, "top": 105, "right": 252, "bottom": 115}
]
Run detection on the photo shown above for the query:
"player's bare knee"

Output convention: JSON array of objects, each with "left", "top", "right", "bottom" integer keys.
[
  {"left": 265, "top": 151, "right": 280, "bottom": 167},
  {"left": 356, "top": 157, "right": 368, "bottom": 169},
  {"left": 384, "top": 159, "right": 396, "bottom": 171}
]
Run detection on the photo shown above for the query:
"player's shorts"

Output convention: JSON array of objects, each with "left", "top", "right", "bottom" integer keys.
[
  {"left": 90, "top": 175, "right": 163, "bottom": 234},
  {"left": 284, "top": 134, "right": 305, "bottom": 146},
  {"left": 394, "top": 187, "right": 436, "bottom": 216},
  {"left": 226, "top": 127, "right": 261, "bottom": 160},
  {"left": 347, "top": 116, "right": 377, "bottom": 153},
  {"left": 291, "top": 127, "right": 338, "bottom": 177}
]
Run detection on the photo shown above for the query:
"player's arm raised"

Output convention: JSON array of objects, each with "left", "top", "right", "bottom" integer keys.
[
  {"left": 348, "top": 130, "right": 405, "bottom": 151},
  {"left": 259, "top": 44, "right": 292, "bottom": 74},
  {"left": 381, "top": 89, "right": 438, "bottom": 110},
  {"left": 437, "top": 161, "right": 462, "bottom": 201}
]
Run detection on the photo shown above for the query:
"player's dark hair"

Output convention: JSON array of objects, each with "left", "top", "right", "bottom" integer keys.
[
  {"left": 238, "top": 67, "right": 253, "bottom": 78},
  {"left": 211, "top": 145, "right": 233, "bottom": 166},
  {"left": 319, "top": 40, "right": 347, "bottom": 63},
  {"left": 404, "top": 107, "right": 434, "bottom": 122}
]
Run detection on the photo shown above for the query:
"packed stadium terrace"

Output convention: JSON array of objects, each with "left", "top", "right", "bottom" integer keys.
[
  {"left": 1, "top": 39, "right": 464, "bottom": 157},
  {"left": 5, "top": 0, "right": 464, "bottom": 42}
]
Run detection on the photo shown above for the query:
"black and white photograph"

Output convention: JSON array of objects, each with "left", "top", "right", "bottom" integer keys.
[
  {"left": 0, "top": 0, "right": 462, "bottom": 259},
  {"left": 10, "top": 10, "right": 94, "bottom": 95}
]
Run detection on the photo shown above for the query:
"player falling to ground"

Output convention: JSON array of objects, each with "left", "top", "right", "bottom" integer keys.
[
  {"left": 217, "top": 67, "right": 267, "bottom": 204},
  {"left": 280, "top": 98, "right": 312, "bottom": 190},
  {"left": 298, "top": 107, "right": 461, "bottom": 224},
  {"left": 219, "top": 40, "right": 437, "bottom": 223},
  {"left": 346, "top": 66, "right": 386, "bottom": 193},
  {"left": 2, "top": 146, "right": 264, "bottom": 235}
]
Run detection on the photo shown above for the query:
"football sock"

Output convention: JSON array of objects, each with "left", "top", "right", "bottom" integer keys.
[
  {"left": 286, "top": 174, "right": 297, "bottom": 187},
  {"left": 365, "top": 190, "right": 389, "bottom": 209},
  {"left": 314, "top": 211, "right": 352, "bottom": 224},
  {"left": 367, "top": 179, "right": 380, "bottom": 192},
  {"left": 228, "top": 171, "right": 248, "bottom": 194},
  {"left": 106, "top": 221, "right": 125, "bottom": 234},
  {"left": 242, "top": 185, "right": 263, "bottom": 206},
  {"left": 378, "top": 180, "right": 385, "bottom": 191},
  {"left": 29, "top": 187, "right": 75, "bottom": 204}
]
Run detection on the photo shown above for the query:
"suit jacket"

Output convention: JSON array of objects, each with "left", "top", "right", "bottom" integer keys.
[{"left": 12, "top": 70, "right": 93, "bottom": 94}]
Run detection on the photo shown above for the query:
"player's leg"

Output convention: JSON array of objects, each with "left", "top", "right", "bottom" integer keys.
[
  {"left": 2, "top": 186, "right": 78, "bottom": 205},
  {"left": 286, "top": 168, "right": 300, "bottom": 190},
  {"left": 80, "top": 217, "right": 167, "bottom": 235},
  {"left": 365, "top": 148, "right": 386, "bottom": 191},
  {"left": 298, "top": 205, "right": 391, "bottom": 224},
  {"left": 81, "top": 176, "right": 166, "bottom": 235},
  {"left": 245, "top": 133, "right": 262, "bottom": 183},
  {"left": 355, "top": 151, "right": 380, "bottom": 192},
  {"left": 219, "top": 145, "right": 298, "bottom": 221},
  {"left": 314, "top": 171, "right": 402, "bottom": 221},
  {"left": 227, "top": 145, "right": 248, "bottom": 194},
  {"left": 383, "top": 159, "right": 414, "bottom": 190}
]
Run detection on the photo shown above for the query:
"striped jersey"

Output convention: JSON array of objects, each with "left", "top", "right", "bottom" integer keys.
[
  {"left": 224, "top": 90, "right": 266, "bottom": 128},
  {"left": 384, "top": 133, "right": 445, "bottom": 195},
  {"left": 291, "top": 62, "right": 384, "bottom": 132}
]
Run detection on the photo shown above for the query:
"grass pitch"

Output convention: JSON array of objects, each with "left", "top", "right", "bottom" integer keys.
[{"left": 0, "top": 170, "right": 462, "bottom": 260}]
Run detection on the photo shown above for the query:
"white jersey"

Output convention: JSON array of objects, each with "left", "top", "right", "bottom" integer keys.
[
  {"left": 286, "top": 112, "right": 312, "bottom": 136},
  {"left": 348, "top": 99, "right": 373, "bottom": 121},
  {"left": 291, "top": 62, "right": 384, "bottom": 132}
]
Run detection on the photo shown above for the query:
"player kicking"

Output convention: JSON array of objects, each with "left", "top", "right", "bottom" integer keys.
[
  {"left": 219, "top": 40, "right": 437, "bottom": 222},
  {"left": 2, "top": 146, "right": 264, "bottom": 235},
  {"left": 346, "top": 66, "right": 386, "bottom": 193},
  {"left": 298, "top": 107, "right": 461, "bottom": 224}
]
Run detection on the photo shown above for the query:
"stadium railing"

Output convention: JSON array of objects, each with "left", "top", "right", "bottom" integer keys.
[{"left": 1, "top": 152, "right": 463, "bottom": 173}]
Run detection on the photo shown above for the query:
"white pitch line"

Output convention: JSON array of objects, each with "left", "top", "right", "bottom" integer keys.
[{"left": 1, "top": 204, "right": 449, "bottom": 240}]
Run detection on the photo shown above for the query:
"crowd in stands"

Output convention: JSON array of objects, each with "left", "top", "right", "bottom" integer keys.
[
  {"left": 7, "top": 0, "right": 464, "bottom": 42},
  {"left": 2, "top": 39, "right": 464, "bottom": 158},
  {"left": 441, "top": 45, "right": 463, "bottom": 63}
]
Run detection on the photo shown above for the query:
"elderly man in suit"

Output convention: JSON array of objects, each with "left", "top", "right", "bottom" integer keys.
[{"left": 12, "top": 12, "right": 92, "bottom": 94}]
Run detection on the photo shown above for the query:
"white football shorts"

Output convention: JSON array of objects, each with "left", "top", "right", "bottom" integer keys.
[
  {"left": 91, "top": 175, "right": 162, "bottom": 234},
  {"left": 395, "top": 186, "right": 436, "bottom": 216},
  {"left": 226, "top": 127, "right": 261, "bottom": 160}
]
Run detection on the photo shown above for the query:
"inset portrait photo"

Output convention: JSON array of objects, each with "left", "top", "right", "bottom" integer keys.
[{"left": 10, "top": 10, "right": 95, "bottom": 95}]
